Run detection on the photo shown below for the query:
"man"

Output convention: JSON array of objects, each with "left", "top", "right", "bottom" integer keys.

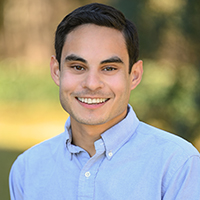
[{"left": 9, "top": 3, "right": 200, "bottom": 200}]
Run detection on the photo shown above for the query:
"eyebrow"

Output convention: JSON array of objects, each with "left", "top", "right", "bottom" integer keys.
[
  {"left": 65, "top": 54, "right": 87, "bottom": 63},
  {"left": 64, "top": 54, "right": 124, "bottom": 65},
  {"left": 100, "top": 56, "right": 124, "bottom": 65}
]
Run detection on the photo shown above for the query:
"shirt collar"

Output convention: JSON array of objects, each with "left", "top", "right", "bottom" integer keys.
[
  {"left": 64, "top": 104, "right": 139, "bottom": 159},
  {"left": 64, "top": 118, "right": 84, "bottom": 156}
]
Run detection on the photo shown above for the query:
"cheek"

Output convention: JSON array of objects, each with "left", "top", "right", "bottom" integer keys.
[
  {"left": 60, "top": 73, "right": 78, "bottom": 91},
  {"left": 107, "top": 74, "right": 131, "bottom": 95}
]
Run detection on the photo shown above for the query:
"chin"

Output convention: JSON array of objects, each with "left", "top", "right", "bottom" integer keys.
[{"left": 78, "top": 119, "right": 107, "bottom": 126}]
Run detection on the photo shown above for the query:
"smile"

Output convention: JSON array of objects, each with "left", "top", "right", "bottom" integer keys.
[{"left": 77, "top": 97, "right": 109, "bottom": 104}]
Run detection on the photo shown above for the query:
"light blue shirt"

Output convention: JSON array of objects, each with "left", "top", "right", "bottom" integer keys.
[{"left": 9, "top": 105, "right": 200, "bottom": 200}]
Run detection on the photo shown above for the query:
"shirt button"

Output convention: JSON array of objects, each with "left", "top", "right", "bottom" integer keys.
[
  {"left": 108, "top": 151, "right": 113, "bottom": 157},
  {"left": 85, "top": 171, "right": 91, "bottom": 178}
]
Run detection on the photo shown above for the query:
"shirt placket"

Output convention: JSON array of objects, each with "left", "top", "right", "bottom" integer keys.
[{"left": 78, "top": 144, "right": 105, "bottom": 200}]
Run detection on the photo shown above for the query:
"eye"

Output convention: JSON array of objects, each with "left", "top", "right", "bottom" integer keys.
[
  {"left": 71, "top": 65, "right": 85, "bottom": 71},
  {"left": 102, "top": 66, "right": 117, "bottom": 71}
]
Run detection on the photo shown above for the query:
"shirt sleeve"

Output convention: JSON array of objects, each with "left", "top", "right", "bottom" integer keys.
[
  {"left": 9, "top": 155, "right": 24, "bottom": 200},
  {"left": 163, "top": 155, "right": 200, "bottom": 200}
]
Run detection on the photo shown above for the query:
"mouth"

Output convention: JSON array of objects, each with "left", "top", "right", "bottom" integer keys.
[{"left": 76, "top": 97, "right": 109, "bottom": 105}]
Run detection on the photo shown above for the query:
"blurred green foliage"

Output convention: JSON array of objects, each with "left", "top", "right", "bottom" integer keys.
[
  {"left": 0, "top": 149, "right": 22, "bottom": 200},
  {"left": 0, "top": 60, "right": 58, "bottom": 103},
  {"left": 130, "top": 60, "right": 200, "bottom": 141}
]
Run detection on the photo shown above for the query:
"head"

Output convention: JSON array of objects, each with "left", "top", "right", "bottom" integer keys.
[
  {"left": 50, "top": 3, "right": 143, "bottom": 130},
  {"left": 55, "top": 3, "right": 139, "bottom": 73}
]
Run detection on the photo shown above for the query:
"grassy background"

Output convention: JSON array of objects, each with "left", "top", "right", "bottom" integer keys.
[{"left": 0, "top": 149, "right": 23, "bottom": 199}]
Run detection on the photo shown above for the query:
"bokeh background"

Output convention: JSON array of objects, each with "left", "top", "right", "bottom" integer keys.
[{"left": 0, "top": 0, "right": 200, "bottom": 199}]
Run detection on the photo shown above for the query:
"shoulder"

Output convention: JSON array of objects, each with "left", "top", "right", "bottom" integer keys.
[
  {"left": 135, "top": 121, "right": 200, "bottom": 172},
  {"left": 131, "top": 122, "right": 200, "bottom": 174},
  {"left": 9, "top": 132, "right": 68, "bottom": 197},
  {"left": 134, "top": 122, "right": 200, "bottom": 191},
  {"left": 12, "top": 132, "right": 67, "bottom": 170},
  {"left": 136, "top": 121, "right": 199, "bottom": 156}
]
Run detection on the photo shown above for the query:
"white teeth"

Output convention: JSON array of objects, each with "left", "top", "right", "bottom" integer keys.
[
  {"left": 92, "top": 99, "right": 97, "bottom": 103},
  {"left": 78, "top": 97, "right": 108, "bottom": 104},
  {"left": 88, "top": 98, "right": 92, "bottom": 104}
]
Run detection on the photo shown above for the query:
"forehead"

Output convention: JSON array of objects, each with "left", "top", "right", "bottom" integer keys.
[{"left": 61, "top": 24, "right": 128, "bottom": 64}]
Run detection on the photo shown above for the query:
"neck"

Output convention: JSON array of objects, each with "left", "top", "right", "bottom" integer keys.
[
  {"left": 70, "top": 120, "right": 106, "bottom": 157},
  {"left": 70, "top": 108, "right": 128, "bottom": 157}
]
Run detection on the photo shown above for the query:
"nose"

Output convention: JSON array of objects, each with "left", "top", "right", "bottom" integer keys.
[{"left": 81, "top": 70, "right": 104, "bottom": 91}]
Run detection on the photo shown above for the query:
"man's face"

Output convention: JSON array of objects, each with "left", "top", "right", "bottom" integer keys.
[{"left": 51, "top": 24, "right": 142, "bottom": 128}]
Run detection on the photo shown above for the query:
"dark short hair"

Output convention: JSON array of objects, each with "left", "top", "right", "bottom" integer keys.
[{"left": 55, "top": 3, "right": 139, "bottom": 73}]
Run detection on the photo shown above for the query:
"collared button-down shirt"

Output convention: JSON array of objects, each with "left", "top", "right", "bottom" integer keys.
[{"left": 9, "top": 105, "right": 200, "bottom": 200}]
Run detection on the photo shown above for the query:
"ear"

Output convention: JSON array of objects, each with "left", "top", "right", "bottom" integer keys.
[
  {"left": 130, "top": 60, "right": 143, "bottom": 90},
  {"left": 50, "top": 55, "right": 60, "bottom": 86}
]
